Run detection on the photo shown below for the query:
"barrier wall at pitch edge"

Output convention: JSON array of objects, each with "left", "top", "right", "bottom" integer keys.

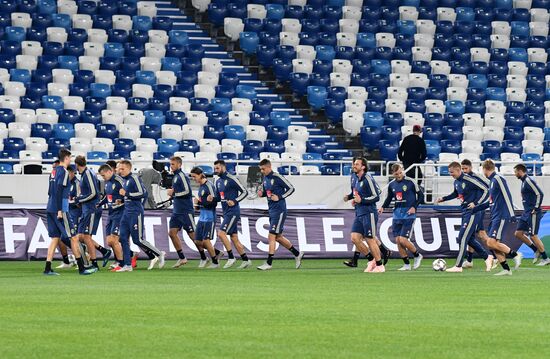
[{"left": 1, "top": 208, "right": 542, "bottom": 261}]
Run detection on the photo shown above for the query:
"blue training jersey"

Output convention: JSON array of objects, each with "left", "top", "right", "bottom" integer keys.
[
  {"left": 474, "top": 172, "right": 515, "bottom": 221},
  {"left": 350, "top": 172, "right": 380, "bottom": 217},
  {"left": 98, "top": 175, "right": 125, "bottom": 214},
  {"left": 172, "top": 168, "right": 194, "bottom": 214},
  {"left": 47, "top": 166, "right": 70, "bottom": 213},
  {"left": 197, "top": 179, "right": 217, "bottom": 222},
  {"left": 260, "top": 171, "right": 295, "bottom": 213},
  {"left": 442, "top": 172, "right": 489, "bottom": 214},
  {"left": 76, "top": 167, "right": 100, "bottom": 211},
  {"left": 215, "top": 171, "right": 248, "bottom": 213},
  {"left": 122, "top": 173, "right": 147, "bottom": 213},
  {"left": 382, "top": 177, "right": 422, "bottom": 220},
  {"left": 520, "top": 174, "right": 544, "bottom": 215}
]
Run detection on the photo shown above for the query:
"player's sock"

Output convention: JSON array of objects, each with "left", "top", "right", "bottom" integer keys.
[
  {"left": 413, "top": 251, "right": 420, "bottom": 257},
  {"left": 227, "top": 250, "right": 235, "bottom": 259},
  {"left": 62, "top": 255, "right": 70, "bottom": 264},
  {"left": 491, "top": 250, "right": 497, "bottom": 257},
  {"left": 76, "top": 257, "right": 85, "bottom": 272},
  {"left": 375, "top": 260, "right": 383, "bottom": 266},
  {"left": 352, "top": 251, "right": 360, "bottom": 264},
  {"left": 212, "top": 256, "right": 219, "bottom": 264},
  {"left": 176, "top": 250, "right": 186, "bottom": 260},
  {"left": 507, "top": 250, "right": 518, "bottom": 258},
  {"left": 528, "top": 244, "right": 538, "bottom": 253},
  {"left": 95, "top": 244, "right": 109, "bottom": 256},
  {"left": 44, "top": 261, "right": 52, "bottom": 272},
  {"left": 500, "top": 261, "right": 511, "bottom": 271},
  {"left": 214, "top": 248, "right": 221, "bottom": 256},
  {"left": 267, "top": 254, "right": 274, "bottom": 265},
  {"left": 366, "top": 253, "right": 374, "bottom": 261},
  {"left": 241, "top": 253, "right": 249, "bottom": 261},
  {"left": 541, "top": 251, "right": 548, "bottom": 260},
  {"left": 288, "top": 246, "right": 299, "bottom": 257},
  {"left": 379, "top": 246, "right": 388, "bottom": 257},
  {"left": 91, "top": 259, "right": 99, "bottom": 268},
  {"left": 402, "top": 257, "right": 410, "bottom": 264},
  {"left": 199, "top": 250, "right": 207, "bottom": 260},
  {"left": 466, "top": 252, "right": 474, "bottom": 262}
]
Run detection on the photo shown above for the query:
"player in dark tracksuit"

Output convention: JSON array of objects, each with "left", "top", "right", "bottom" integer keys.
[
  {"left": 473, "top": 160, "right": 523, "bottom": 276},
  {"left": 380, "top": 163, "right": 424, "bottom": 271},
  {"left": 437, "top": 162, "right": 493, "bottom": 272},
  {"left": 460, "top": 159, "right": 495, "bottom": 269},
  {"left": 513, "top": 164, "right": 549, "bottom": 266},
  {"left": 116, "top": 160, "right": 165, "bottom": 272},
  {"left": 256, "top": 159, "right": 304, "bottom": 270},
  {"left": 214, "top": 160, "right": 251, "bottom": 269},
  {"left": 43, "top": 149, "right": 94, "bottom": 275},
  {"left": 190, "top": 167, "right": 223, "bottom": 268},
  {"left": 98, "top": 164, "right": 125, "bottom": 269},
  {"left": 167, "top": 156, "right": 198, "bottom": 268}
]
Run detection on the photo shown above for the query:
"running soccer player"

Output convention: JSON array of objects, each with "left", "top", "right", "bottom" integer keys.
[
  {"left": 345, "top": 157, "right": 385, "bottom": 273},
  {"left": 513, "top": 164, "right": 549, "bottom": 266},
  {"left": 379, "top": 163, "right": 424, "bottom": 271},
  {"left": 472, "top": 160, "right": 523, "bottom": 276},
  {"left": 343, "top": 166, "right": 366, "bottom": 268},
  {"left": 116, "top": 160, "right": 165, "bottom": 272},
  {"left": 74, "top": 156, "right": 111, "bottom": 269},
  {"left": 55, "top": 165, "right": 79, "bottom": 269},
  {"left": 43, "top": 149, "right": 95, "bottom": 275},
  {"left": 437, "top": 162, "right": 494, "bottom": 272},
  {"left": 213, "top": 160, "right": 251, "bottom": 268},
  {"left": 256, "top": 159, "right": 304, "bottom": 270},
  {"left": 98, "top": 164, "right": 125, "bottom": 269},
  {"left": 460, "top": 159, "right": 495, "bottom": 269},
  {"left": 189, "top": 167, "right": 226, "bottom": 268}
]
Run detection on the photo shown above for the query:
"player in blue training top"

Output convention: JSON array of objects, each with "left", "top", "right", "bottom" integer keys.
[
  {"left": 214, "top": 160, "right": 251, "bottom": 269},
  {"left": 190, "top": 167, "right": 224, "bottom": 268},
  {"left": 74, "top": 155, "right": 111, "bottom": 269},
  {"left": 116, "top": 160, "right": 165, "bottom": 272},
  {"left": 513, "top": 164, "right": 549, "bottom": 266},
  {"left": 43, "top": 149, "right": 95, "bottom": 276},
  {"left": 379, "top": 163, "right": 424, "bottom": 271},
  {"left": 166, "top": 156, "right": 201, "bottom": 268},
  {"left": 473, "top": 160, "right": 523, "bottom": 276},
  {"left": 256, "top": 159, "right": 304, "bottom": 270},
  {"left": 437, "top": 161, "right": 494, "bottom": 272},
  {"left": 98, "top": 163, "right": 125, "bottom": 269}
]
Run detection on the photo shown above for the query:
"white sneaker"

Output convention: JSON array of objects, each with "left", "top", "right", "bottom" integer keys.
[
  {"left": 257, "top": 262, "right": 272, "bottom": 271},
  {"left": 172, "top": 258, "right": 188, "bottom": 268},
  {"left": 207, "top": 263, "right": 220, "bottom": 269},
  {"left": 147, "top": 256, "right": 159, "bottom": 270},
  {"left": 462, "top": 261, "right": 473, "bottom": 269},
  {"left": 484, "top": 255, "right": 494, "bottom": 272},
  {"left": 513, "top": 252, "right": 523, "bottom": 270},
  {"left": 533, "top": 251, "right": 540, "bottom": 264},
  {"left": 413, "top": 253, "right": 423, "bottom": 269},
  {"left": 158, "top": 251, "right": 166, "bottom": 269},
  {"left": 116, "top": 265, "right": 133, "bottom": 272},
  {"left": 198, "top": 259, "right": 209, "bottom": 268},
  {"left": 224, "top": 258, "right": 236, "bottom": 269},
  {"left": 295, "top": 251, "right": 305, "bottom": 269},
  {"left": 494, "top": 270, "right": 512, "bottom": 276},
  {"left": 238, "top": 260, "right": 252, "bottom": 269},
  {"left": 536, "top": 258, "right": 550, "bottom": 266},
  {"left": 492, "top": 258, "right": 499, "bottom": 270},
  {"left": 55, "top": 263, "right": 75, "bottom": 269},
  {"left": 397, "top": 264, "right": 411, "bottom": 271}
]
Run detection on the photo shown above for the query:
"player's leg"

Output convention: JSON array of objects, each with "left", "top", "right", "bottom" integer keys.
[
  {"left": 393, "top": 220, "right": 410, "bottom": 270},
  {"left": 44, "top": 215, "right": 60, "bottom": 275},
  {"left": 131, "top": 212, "right": 165, "bottom": 270},
  {"left": 219, "top": 214, "right": 237, "bottom": 266},
  {"left": 275, "top": 234, "right": 304, "bottom": 269},
  {"left": 202, "top": 222, "right": 223, "bottom": 268},
  {"left": 514, "top": 216, "right": 540, "bottom": 261},
  {"left": 448, "top": 215, "right": 476, "bottom": 272},
  {"left": 398, "top": 219, "right": 422, "bottom": 269},
  {"left": 55, "top": 241, "right": 74, "bottom": 269},
  {"left": 257, "top": 233, "right": 277, "bottom": 270},
  {"left": 363, "top": 213, "right": 384, "bottom": 273},
  {"left": 488, "top": 220, "right": 520, "bottom": 275},
  {"left": 168, "top": 214, "right": 188, "bottom": 265},
  {"left": 114, "top": 216, "right": 132, "bottom": 272}
]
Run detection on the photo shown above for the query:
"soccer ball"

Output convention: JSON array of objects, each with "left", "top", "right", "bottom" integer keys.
[{"left": 432, "top": 259, "right": 447, "bottom": 271}]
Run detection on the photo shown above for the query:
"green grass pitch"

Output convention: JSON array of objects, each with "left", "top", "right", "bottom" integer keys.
[{"left": 1, "top": 259, "right": 549, "bottom": 359}]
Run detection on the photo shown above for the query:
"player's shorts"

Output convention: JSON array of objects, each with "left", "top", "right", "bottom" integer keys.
[
  {"left": 169, "top": 212, "right": 196, "bottom": 233},
  {"left": 78, "top": 208, "right": 101, "bottom": 235},
  {"left": 69, "top": 208, "right": 81, "bottom": 228},
  {"left": 106, "top": 211, "right": 123, "bottom": 236},
  {"left": 196, "top": 220, "right": 216, "bottom": 241},
  {"left": 488, "top": 218, "right": 511, "bottom": 241},
  {"left": 47, "top": 211, "right": 76, "bottom": 239},
  {"left": 392, "top": 218, "right": 415, "bottom": 239},
  {"left": 220, "top": 213, "right": 239, "bottom": 235},
  {"left": 517, "top": 210, "right": 543, "bottom": 236},
  {"left": 351, "top": 212, "right": 378, "bottom": 238},
  {"left": 474, "top": 211, "right": 486, "bottom": 232},
  {"left": 269, "top": 211, "right": 287, "bottom": 235}
]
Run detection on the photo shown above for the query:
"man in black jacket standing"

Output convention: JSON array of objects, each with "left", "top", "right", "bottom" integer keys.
[{"left": 398, "top": 125, "right": 427, "bottom": 185}]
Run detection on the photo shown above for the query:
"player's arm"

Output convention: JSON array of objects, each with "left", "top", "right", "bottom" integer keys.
[
  {"left": 440, "top": 188, "right": 458, "bottom": 202},
  {"left": 498, "top": 177, "right": 516, "bottom": 218},
  {"left": 278, "top": 174, "right": 295, "bottom": 199},
  {"left": 413, "top": 180, "right": 423, "bottom": 208},
  {"left": 77, "top": 171, "right": 98, "bottom": 203},
  {"left": 381, "top": 190, "right": 392, "bottom": 209},
  {"left": 205, "top": 181, "right": 217, "bottom": 208},
  {"left": 232, "top": 176, "right": 249, "bottom": 202},
  {"left": 174, "top": 173, "right": 191, "bottom": 198},
  {"left": 466, "top": 176, "right": 489, "bottom": 205},
  {"left": 127, "top": 175, "right": 146, "bottom": 199},
  {"left": 527, "top": 177, "right": 544, "bottom": 209},
  {"left": 55, "top": 170, "right": 69, "bottom": 212},
  {"left": 257, "top": 182, "right": 267, "bottom": 197},
  {"left": 361, "top": 176, "right": 380, "bottom": 204}
]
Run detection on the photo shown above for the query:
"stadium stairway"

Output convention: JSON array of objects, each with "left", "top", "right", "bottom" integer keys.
[{"left": 172, "top": 0, "right": 367, "bottom": 157}]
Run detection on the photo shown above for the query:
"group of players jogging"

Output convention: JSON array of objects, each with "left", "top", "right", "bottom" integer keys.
[{"left": 43, "top": 149, "right": 546, "bottom": 276}]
